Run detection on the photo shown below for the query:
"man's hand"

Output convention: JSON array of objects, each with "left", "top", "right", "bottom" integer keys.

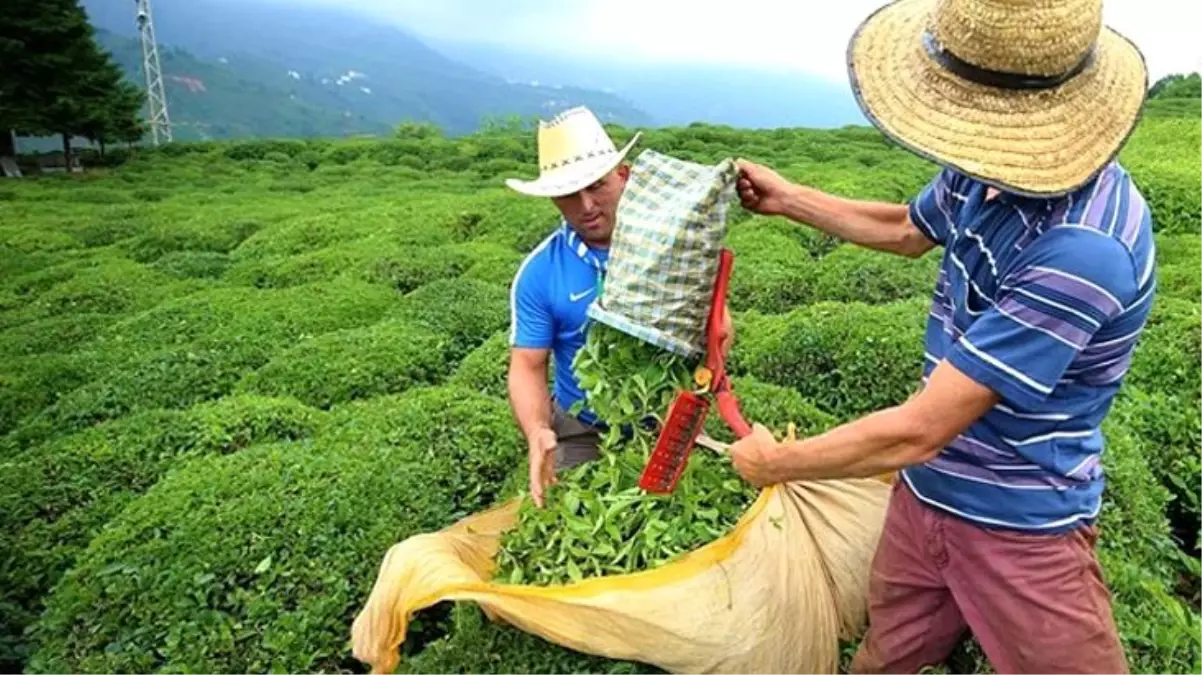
[
  {"left": 527, "top": 427, "right": 558, "bottom": 508},
  {"left": 729, "top": 423, "right": 783, "bottom": 488},
  {"left": 735, "top": 159, "right": 793, "bottom": 216}
]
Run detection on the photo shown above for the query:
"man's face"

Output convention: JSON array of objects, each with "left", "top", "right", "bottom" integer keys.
[{"left": 551, "top": 164, "right": 630, "bottom": 247}]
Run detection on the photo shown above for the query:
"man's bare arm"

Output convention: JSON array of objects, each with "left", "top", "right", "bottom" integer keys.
[
  {"left": 776, "top": 184, "right": 935, "bottom": 258},
  {"left": 507, "top": 347, "right": 553, "bottom": 439},
  {"left": 731, "top": 360, "right": 999, "bottom": 485}
]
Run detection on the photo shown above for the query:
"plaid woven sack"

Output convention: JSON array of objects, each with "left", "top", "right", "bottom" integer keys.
[{"left": 587, "top": 149, "right": 739, "bottom": 358}]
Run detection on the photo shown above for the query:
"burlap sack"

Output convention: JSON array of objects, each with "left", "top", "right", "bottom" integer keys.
[{"left": 587, "top": 150, "right": 740, "bottom": 359}]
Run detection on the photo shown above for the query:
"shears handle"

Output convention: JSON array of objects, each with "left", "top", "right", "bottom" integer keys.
[{"left": 705, "top": 248, "right": 751, "bottom": 439}]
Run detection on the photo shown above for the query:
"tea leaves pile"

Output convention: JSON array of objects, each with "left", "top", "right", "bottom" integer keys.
[{"left": 493, "top": 323, "right": 760, "bottom": 586}]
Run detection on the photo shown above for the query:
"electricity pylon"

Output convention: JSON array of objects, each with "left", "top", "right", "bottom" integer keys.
[{"left": 135, "top": 0, "right": 172, "bottom": 144}]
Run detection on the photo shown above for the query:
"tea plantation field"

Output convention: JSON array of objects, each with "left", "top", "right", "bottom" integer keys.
[{"left": 1, "top": 99, "right": 1199, "bottom": 674}]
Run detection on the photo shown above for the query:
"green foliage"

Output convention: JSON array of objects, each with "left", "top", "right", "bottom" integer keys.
[
  {"left": 726, "top": 225, "right": 817, "bottom": 313},
  {"left": 0, "top": 353, "right": 97, "bottom": 437},
  {"left": 1150, "top": 72, "right": 1202, "bottom": 99},
  {"left": 391, "top": 278, "right": 511, "bottom": 361},
  {"left": 1127, "top": 296, "right": 1201, "bottom": 401},
  {"left": 2, "top": 256, "right": 210, "bottom": 328},
  {"left": 117, "top": 217, "right": 261, "bottom": 263},
  {"left": 1095, "top": 420, "right": 1202, "bottom": 673},
  {"left": 0, "top": 395, "right": 325, "bottom": 667},
  {"left": 1155, "top": 234, "right": 1201, "bottom": 302},
  {"left": 808, "top": 245, "right": 940, "bottom": 304},
  {"left": 1109, "top": 386, "right": 1202, "bottom": 554},
  {"left": 3, "top": 280, "right": 395, "bottom": 451},
  {"left": 235, "top": 320, "right": 454, "bottom": 408},
  {"left": 0, "top": 110, "right": 1197, "bottom": 675},
  {"left": 24, "top": 386, "right": 525, "bottom": 674},
  {"left": 149, "top": 250, "right": 233, "bottom": 279},
  {"left": 494, "top": 324, "right": 732, "bottom": 585},
  {"left": 731, "top": 299, "right": 928, "bottom": 420},
  {"left": 494, "top": 441, "right": 754, "bottom": 586},
  {"left": 702, "top": 376, "right": 838, "bottom": 444},
  {"left": 726, "top": 222, "right": 938, "bottom": 314},
  {"left": 449, "top": 332, "right": 512, "bottom": 398}
]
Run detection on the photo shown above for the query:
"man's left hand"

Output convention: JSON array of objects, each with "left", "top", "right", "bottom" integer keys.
[{"left": 729, "top": 423, "right": 782, "bottom": 487}]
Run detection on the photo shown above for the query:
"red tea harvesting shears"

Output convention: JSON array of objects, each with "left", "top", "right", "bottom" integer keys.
[{"left": 638, "top": 247, "right": 751, "bottom": 494}]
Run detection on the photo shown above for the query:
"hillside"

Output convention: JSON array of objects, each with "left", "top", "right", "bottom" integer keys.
[
  {"left": 0, "top": 101, "right": 1199, "bottom": 674},
  {"left": 433, "top": 41, "right": 870, "bottom": 130},
  {"left": 93, "top": 29, "right": 392, "bottom": 141},
  {"left": 79, "top": 0, "right": 653, "bottom": 137}
]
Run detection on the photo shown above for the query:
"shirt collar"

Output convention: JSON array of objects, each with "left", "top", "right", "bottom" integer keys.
[{"left": 561, "top": 221, "right": 606, "bottom": 271}]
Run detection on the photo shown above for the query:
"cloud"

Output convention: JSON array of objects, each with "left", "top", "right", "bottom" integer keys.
[{"left": 297, "top": 0, "right": 1199, "bottom": 82}]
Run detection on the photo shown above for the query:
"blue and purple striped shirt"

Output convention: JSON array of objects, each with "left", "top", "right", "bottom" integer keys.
[{"left": 902, "top": 161, "right": 1157, "bottom": 532}]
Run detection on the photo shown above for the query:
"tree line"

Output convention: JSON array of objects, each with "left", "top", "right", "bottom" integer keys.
[
  {"left": 1150, "top": 72, "right": 1202, "bottom": 99},
  {"left": 0, "top": 0, "right": 144, "bottom": 166}
]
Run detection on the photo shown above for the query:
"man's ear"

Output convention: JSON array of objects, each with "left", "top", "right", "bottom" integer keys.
[{"left": 616, "top": 163, "right": 631, "bottom": 183}]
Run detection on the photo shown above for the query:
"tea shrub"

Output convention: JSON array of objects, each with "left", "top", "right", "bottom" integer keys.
[
  {"left": 25, "top": 386, "right": 525, "bottom": 674},
  {"left": 731, "top": 298, "right": 928, "bottom": 420},
  {"left": 2, "top": 110, "right": 1197, "bottom": 675},
  {"left": 0, "top": 396, "right": 325, "bottom": 667},
  {"left": 235, "top": 321, "right": 454, "bottom": 408}
]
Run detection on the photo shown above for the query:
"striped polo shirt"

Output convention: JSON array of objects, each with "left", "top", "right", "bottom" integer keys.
[{"left": 902, "top": 161, "right": 1157, "bottom": 533}]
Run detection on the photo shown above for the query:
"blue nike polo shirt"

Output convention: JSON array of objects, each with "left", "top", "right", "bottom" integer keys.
[{"left": 509, "top": 221, "right": 607, "bottom": 426}]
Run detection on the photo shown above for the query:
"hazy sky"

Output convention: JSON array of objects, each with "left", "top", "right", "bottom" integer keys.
[{"left": 291, "top": 0, "right": 1201, "bottom": 83}]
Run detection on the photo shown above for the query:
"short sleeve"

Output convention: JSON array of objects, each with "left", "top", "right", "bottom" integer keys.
[
  {"left": 945, "top": 227, "right": 1139, "bottom": 409},
  {"left": 509, "top": 255, "right": 554, "bottom": 349},
  {"left": 908, "top": 168, "right": 959, "bottom": 247}
]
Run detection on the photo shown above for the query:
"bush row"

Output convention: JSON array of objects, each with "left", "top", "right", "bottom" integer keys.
[
  {"left": 730, "top": 298, "right": 929, "bottom": 420},
  {"left": 0, "top": 395, "right": 326, "bottom": 670},
  {"left": 234, "top": 278, "right": 511, "bottom": 408},
  {"left": 1, "top": 279, "right": 395, "bottom": 452},
  {"left": 726, "top": 225, "right": 940, "bottom": 313},
  {"left": 24, "top": 385, "right": 526, "bottom": 674}
]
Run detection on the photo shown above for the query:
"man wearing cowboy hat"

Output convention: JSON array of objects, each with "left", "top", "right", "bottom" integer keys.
[
  {"left": 727, "top": 0, "right": 1153, "bottom": 672},
  {"left": 504, "top": 106, "right": 734, "bottom": 508}
]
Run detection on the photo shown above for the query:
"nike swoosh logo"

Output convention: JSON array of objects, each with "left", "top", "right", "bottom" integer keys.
[{"left": 569, "top": 289, "right": 593, "bottom": 302}]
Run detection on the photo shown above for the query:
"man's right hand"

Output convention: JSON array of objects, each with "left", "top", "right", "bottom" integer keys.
[
  {"left": 735, "top": 159, "right": 793, "bottom": 216},
  {"left": 527, "top": 427, "right": 558, "bottom": 508}
]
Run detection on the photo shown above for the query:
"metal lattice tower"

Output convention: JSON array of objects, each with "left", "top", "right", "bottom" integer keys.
[{"left": 135, "top": 0, "right": 172, "bottom": 144}]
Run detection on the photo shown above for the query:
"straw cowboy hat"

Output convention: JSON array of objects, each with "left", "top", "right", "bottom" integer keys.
[
  {"left": 847, "top": 0, "right": 1148, "bottom": 197},
  {"left": 505, "top": 106, "right": 642, "bottom": 198}
]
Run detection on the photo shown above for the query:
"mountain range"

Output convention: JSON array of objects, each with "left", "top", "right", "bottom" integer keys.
[{"left": 30, "top": 0, "right": 869, "bottom": 147}]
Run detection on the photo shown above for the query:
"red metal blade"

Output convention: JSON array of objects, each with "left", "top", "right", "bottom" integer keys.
[{"left": 639, "top": 391, "right": 710, "bottom": 494}]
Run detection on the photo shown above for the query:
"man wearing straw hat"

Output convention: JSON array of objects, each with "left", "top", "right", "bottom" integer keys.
[
  {"left": 503, "top": 106, "right": 639, "bottom": 509},
  {"left": 504, "top": 106, "right": 738, "bottom": 508},
  {"left": 727, "top": 0, "right": 1153, "bottom": 672}
]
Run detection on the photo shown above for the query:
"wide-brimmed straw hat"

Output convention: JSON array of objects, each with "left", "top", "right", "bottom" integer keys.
[
  {"left": 847, "top": 0, "right": 1149, "bottom": 197},
  {"left": 505, "top": 106, "right": 641, "bottom": 198}
]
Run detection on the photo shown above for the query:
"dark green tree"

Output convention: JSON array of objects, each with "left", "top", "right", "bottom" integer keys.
[
  {"left": 79, "top": 66, "right": 146, "bottom": 157},
  {"left": 0, "top": 0, "right": 85, "bottom": 156},
  {"left": 0, "top": 0, "right": 144, "bottom": 165}
]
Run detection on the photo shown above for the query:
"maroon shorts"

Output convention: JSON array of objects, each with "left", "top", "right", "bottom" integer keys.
[{"left": 850, "top": 480, "right": 1129, "bottom": 674}]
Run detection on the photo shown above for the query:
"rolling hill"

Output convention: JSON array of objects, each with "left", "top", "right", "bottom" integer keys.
[
  {"left": 94, "top": 30, "right": 393, "bottom": 141},
  {"left": 79, "top": 0, "right": 653, "bottom": 138}
]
